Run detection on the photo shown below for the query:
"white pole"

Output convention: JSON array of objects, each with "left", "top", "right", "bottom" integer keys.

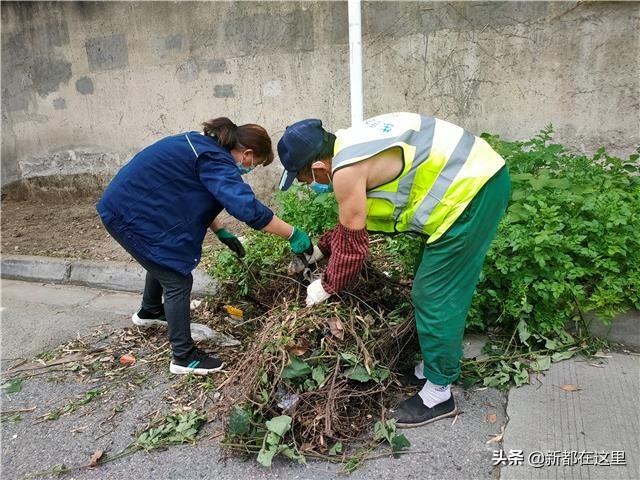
[{"left": 348, "top": 0, "right": 363, "bottom": 126}]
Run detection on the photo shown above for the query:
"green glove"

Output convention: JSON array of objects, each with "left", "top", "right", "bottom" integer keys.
[
  {"left": 215, "top": 228, "right": 245, "bottom": 258},
  {"left": 288, "top": 227, "right": 313, "bottom": 255},
  {"left": 289, "top": 227, "right": 313, "bottom": 255}
]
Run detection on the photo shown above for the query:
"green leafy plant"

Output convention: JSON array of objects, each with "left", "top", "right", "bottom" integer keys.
[
  {"left": 3, "top": 378, "right": 23, "bottom": 394},
  {"left": 228, "top": 406, "right": 252, "bottom": 438},
  {"left": 328, "top": 441, "right": 343, "bottom": 456},
  {"left": 256, "top": 415, "right": 305, "bottom": 467},
  {"left": 460, "top": 323, "right": 609, "bottom": 390},
  {"left": 45, "top": 387, "right": 105, "bottom": 420},
  {"left": 469, "top": 127, "right": 639, "bottom": 336},
  {"left": 211, "top": 127, "right": 638, "bottom": 466},
  {"left": 208, "top": 231, "right": 289, "bottom": 296},
  {"left": 207, "top": 185, "right": 338, "bottom": 296},
  {"left": 281, "top": 355, "right": 312, "bottom": 380},
  {"left": 373, "top": 419, "right": 411, "bottom": 457},
  {"left": 275, "top": 186, "right": 339, "bottom": 236},
  {"left": 339, "top": 352, "right": 391, "bottom": 383},
  {"left": 135, "top": 410, "right": 207, "bottom": 451}
]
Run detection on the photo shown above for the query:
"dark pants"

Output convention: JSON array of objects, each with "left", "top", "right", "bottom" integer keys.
[{"left": 102, "top": 223, "right": 194, "bottom": 358}]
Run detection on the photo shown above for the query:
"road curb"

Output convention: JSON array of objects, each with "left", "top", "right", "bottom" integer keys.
[{"left": 1, "top": 254, "right": 218, "bottom": 296}]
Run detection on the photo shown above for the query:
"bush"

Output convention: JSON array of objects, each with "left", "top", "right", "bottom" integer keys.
[
  {"left": 275, "top": 185, "right": 339, "bottom": 236},
  {"left": 469, "top": 127, "right": 640, "bottom": 335}
]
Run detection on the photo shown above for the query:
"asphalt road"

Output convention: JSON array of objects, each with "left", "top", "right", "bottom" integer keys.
[{"left": 1, "top": 279, "right": 507, "bottom": 479}]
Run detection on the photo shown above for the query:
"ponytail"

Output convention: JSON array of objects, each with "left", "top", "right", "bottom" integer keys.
[
  {"left": 202, "top": 117, "right": 274, "bottom": 166},
  {"left": 202, "top": 117, "right": 238, "bottom": 149}
]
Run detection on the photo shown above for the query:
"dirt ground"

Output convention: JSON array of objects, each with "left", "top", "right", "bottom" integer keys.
[{"left": 1, "top": 195, "right": 247, "bottom": 262}]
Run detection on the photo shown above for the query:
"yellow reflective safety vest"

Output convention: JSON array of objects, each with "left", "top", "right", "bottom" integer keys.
[{"left": 332, "top": 112, "right": 505, "bottom": 243}]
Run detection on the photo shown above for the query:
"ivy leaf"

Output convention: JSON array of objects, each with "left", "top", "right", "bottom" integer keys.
[
  {"left": 228, "top": 406, "right": 251, "bottom": 437},
  {"left": 513, "top": 367, "right": 530, "bottom": 387},
  {"left": 281, "top": 356, "right": 311, "bottom": 379},
  {"left": 280, "top": 446, "right": 306, "bottom": 464},
  {"left": 373, "top": 420, "right": 391, "bottom": 442},
  {"left": 552, "top": 350, "right": 576, "bottom": 362},
  {"left": 544, "top": 338, "right": 561, "bottom": 350},
  {"left": 266, "top": 431, "right": 281, "bottom": 446},
  {"left": 517, "top": 319, "right": 531, "bottom": 346},
  {"left": 311, "top": 366, "right": 326, "bottom": 387},
  {"left": 530, "top": 355, "right": 551, "bottom": 372},
  {"left": 257, "top": 445, "right": 278, "bottom": 467},
  {"left": 373, "top": 366, "right": 390, "bottom": 382},
  {"left": 483, "top": 371, "right": 510, "bottom": 389},
  {"left": 339, "top": 352, "right": 358, "bottom": 365},
  {"left": 265, "top": 415, "right": 292, "bottom": 437},
  {"left": 391, "top": 433, "right": 411, "bottom": 454},
  {"left": 329, "top": 442, "right": 343, "bottom": 456},
  {"left": 345, "top": 365, "right": 372, "bottom": 383}
]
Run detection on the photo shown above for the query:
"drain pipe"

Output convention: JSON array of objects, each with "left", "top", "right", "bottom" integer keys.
[{"left": 348, "top": 0, "right": 363, "bottom": 126}]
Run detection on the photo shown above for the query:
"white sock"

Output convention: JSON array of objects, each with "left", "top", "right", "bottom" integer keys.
[
  {"left": 418, "top": 380, "right": 451, "bottom": 408},
  {"left": 414, "top": 361, "right": 426, "bottom": 379}
]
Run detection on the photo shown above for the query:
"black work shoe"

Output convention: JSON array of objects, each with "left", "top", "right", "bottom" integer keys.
[
  {"left": 132, "top": 306, "right": 167, "bottom": 327},
  {"left": 396, "top": 367, "right": 427, "bottom": 387},
  {"left": 169, "top": 348, "right": 224, "bottom": 375},
  {"left": 391, "top": 393, "right": 457, "bottom": 428}
]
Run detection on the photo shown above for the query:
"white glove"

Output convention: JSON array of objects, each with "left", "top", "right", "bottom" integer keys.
[
  {"left": 287, "top": 246, "right": 325, "bottom": 276},
  {"left": 306, "top": 279, "right": 331, "bottom": 307},
  {"left": 305, "top": 245, "right": 325, "bottom": 265}
]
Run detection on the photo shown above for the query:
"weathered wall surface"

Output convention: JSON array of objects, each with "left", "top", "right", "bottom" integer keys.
[{"left": 2, "top": 1, "right": 638, "bottom": 192}]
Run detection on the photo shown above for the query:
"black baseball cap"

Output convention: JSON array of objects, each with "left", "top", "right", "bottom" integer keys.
[{"left": 277, "top": 119, "right": 326, "bottom": 191}]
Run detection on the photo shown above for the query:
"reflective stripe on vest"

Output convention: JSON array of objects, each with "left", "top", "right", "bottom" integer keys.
[{"left": 410, "top": 130, "right": 475, "bottom": 231}]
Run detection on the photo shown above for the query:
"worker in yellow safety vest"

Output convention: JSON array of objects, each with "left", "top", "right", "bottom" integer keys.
[{"left": 277, "top": 112, "right": 510, "bottom": 427}]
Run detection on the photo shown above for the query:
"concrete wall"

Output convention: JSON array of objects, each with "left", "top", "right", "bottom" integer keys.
[{"left": 2, "top": 1, "right": 638, "bottom": 192}]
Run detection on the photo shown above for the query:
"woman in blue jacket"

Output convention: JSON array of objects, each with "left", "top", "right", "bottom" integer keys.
[{"left": 97, "top": 117, "right": 314, "bottom": 375}]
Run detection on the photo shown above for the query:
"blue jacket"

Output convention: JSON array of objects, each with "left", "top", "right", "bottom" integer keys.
[{"left": 97, "top": 132, "right": 274, "bottom": 275}]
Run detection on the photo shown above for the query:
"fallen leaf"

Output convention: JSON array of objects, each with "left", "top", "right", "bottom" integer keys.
[
  {"left": 119, "top": 354, "right": 136, "bottom": 365},
  {"left": 327, "top": 318, "right": 344, "bottom": 341},
  {"left": 560, "top": 384, "right": 579, "bottom": 392},
  {"left": 88, "top": 449, "right": 104, "bottom": 468},
  {"left": 287, "top": 345, "right": 308, "bottom": 356},
  {"left": 486, "top": 413, "right": 497, "bottom": 423},
  {"left": 486, "top": 425, "right": 505, "bottom": 444}
]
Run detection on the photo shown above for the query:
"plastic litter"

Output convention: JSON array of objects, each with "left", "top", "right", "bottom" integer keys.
[
  {"left": 276, "top": 388, "right": 300, "bottom": 412},
  {"left": 190, "top": 322, "right": 240, "bottom": 347},
  {"left": 224, "top": 305, "right": 243, "bottom": 321}
]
